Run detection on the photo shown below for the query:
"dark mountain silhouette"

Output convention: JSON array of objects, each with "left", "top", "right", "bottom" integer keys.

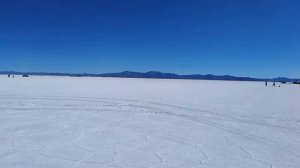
[{"left": 1, "top": 71, "right": 299, "bottom": 82}]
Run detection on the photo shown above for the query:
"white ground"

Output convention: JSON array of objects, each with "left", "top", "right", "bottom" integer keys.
[{"left": 0, "top": 75, "right": 299, "bottom": 168}]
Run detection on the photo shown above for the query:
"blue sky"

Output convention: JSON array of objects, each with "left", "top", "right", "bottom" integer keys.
[{"left": 0, "top": 0, "right": 299, "bottom": 78}]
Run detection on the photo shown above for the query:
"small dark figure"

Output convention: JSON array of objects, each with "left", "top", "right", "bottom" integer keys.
[
  {"left": 265, "top": 81, "right": 267, "bottom": 86},
  {"left": 273, "top": 82, "right": 276, "bottom": 87},
  {"left": 12, "top": 75, "right": 14, "bottom": 78},
  {"left": 8, "top": 74, "right": 10, "bottom": 78}
]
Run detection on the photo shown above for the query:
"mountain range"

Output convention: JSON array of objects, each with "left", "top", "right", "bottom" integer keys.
[{"left": 0, "top": 71, "right": 299, "bottom": 82}]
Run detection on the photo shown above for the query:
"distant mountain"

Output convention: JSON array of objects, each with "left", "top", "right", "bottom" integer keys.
[
  {"left": 100, "top": 71, "right": 180, "bottom": 79},
  {"left": 99, "top": 71, "right": 259, "bottom": 81},
  {"left": 271, "top": 77, "right": 299, "bottom": 82},
  {"left": 1, "top": 71, "right": 299, "bottom": 82}
]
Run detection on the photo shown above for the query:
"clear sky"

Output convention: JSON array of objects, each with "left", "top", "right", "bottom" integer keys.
[{"left": 0, "top": 0, "right": 299, "bottom": 78}]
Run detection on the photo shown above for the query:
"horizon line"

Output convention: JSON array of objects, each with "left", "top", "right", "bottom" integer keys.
[{"left": 0, "top": 70, "right": 299, "bottom": 81}]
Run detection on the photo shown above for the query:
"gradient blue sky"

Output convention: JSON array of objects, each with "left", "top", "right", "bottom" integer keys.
[{"left": 0, "top": 0, "right": 299, "bottom": 78}]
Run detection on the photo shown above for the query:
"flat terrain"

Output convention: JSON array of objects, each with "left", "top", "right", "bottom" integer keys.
[{"left": 0, "top": 76, "right": 299, "bottom": 168}]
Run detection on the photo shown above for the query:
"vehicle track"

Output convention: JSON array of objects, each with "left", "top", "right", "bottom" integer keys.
[{"left": 1, "top": 95, "right": 299, "bottom": 168}]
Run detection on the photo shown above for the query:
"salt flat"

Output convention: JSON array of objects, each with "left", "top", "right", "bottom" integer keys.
[{"left": 0, "top": 75, "right": 299, "bottom": 168}]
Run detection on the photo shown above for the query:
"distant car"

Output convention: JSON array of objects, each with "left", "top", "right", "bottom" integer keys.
[
  {"left": 293, "top": 82, "right": 300, "bottom": 84},
  {"left": 22, "top": 74, "right": 29, "bottom": 77}
]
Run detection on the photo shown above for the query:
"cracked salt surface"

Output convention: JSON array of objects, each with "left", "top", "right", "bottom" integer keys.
[{"left": 0, "top": 76, "right": 300, "bottom": 168}]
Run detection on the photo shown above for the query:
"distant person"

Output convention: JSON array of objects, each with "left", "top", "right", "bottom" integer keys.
[
  {"left": 8, "top": 74, "right": 10, "bottom": 78},
  {"left": 265, "top": 81, "right": 267, "bottom": 86},
  {"left": 12, "top": 75, "right": 14, "bottom": 78},
  {"left": 273, "top": 82, "right": 276, "bottom": 87}
]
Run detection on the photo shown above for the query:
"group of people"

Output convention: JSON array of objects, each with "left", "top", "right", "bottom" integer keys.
[
  {"left": 265, "top": 81, "right": 280, "bottom": 87},
  {"left": 7, "top": 74, "right": 14, "bottom": 78}
]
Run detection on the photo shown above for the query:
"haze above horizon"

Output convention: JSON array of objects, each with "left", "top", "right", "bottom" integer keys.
[{"left": 1, "top": 0, "right": 299, "bottom": 78}]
